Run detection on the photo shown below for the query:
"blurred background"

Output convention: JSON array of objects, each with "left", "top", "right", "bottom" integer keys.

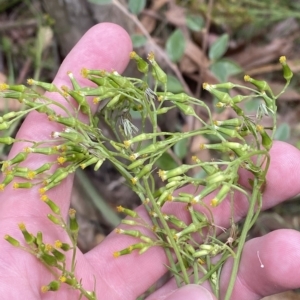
[{"left": 0, "top": 1, "right": 300, "bottom": 299}]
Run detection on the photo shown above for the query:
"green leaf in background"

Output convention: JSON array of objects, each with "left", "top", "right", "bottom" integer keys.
[
  {"left": 166, "top": 29, "right": 185, "bottom": 63},
  {"left": 274, "top": 123, "right": 290, "bottom": 141},
  {"left": 166, "top": 75, "right": 184, "bottom": 93},
  {"left": 186, "top": 13, "right": 204, "bottom": 31},
  {"left": 88, "top": 0, "right": 112, "bottom": 4},
  {"left": 131, "top": 34, "right": 147, "bottom": 48},
  {"left": 128, "top": 0, "right": 146, "bottom": 15},
  {"left": 244, "top": 98, "right": 260, "bottom": 113},
  {"left": 209, "top": 33, "right": 229, "bottom": 61},
  {"left": 174, "top": 138, "right": 188, "bottom": 159},
  {"left": 210, "top": 59, "right": 242, "bottom": 82},
  {"left": 155, "top": 152, "right": 179, "bottom": 170}
]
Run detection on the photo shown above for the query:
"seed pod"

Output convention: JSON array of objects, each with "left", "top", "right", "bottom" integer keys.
[
  {"left": 18, "top": 223, "right": 35, "bottom": 244},
  {"left": 4, "top": 235, "right": 20, "bottom": 247},
  {"left": 159, "top": 165, "right": 192, "bottom": 181},
  {"left": 108, "top": 71, "right": 134, "bottom": 88},
  {"left": 203, "top": 83, "right": 233, "bottom": 104},
  {"left": 161, "top": 92, "right": 190, "bottom": 102},
  {"left": 260, "top": 92, "right": 275, "bottom": 112},
  {"left": 214, "top": 118, "right": 242, "bottom": 127},
  {"left": 63, "top": 88, "right": 90, "bottom": 115},
  {"left": 42, "top": 196, "right": 61, "bottom": 214},
  {"left": 24, "top": 147, "right": 56, "bottom": 155},
  {"left": 113, "top": 242, "right": 147, "bottom": 257},
  {"left": 27, "top": 79, "right": 58, "bottom": 92},
  {"left": 116, "top": 205, "right": 138, "bottom": 218},
  {"left": 44, "top": 280, "right": 61, "bottom": 292},
  {"left": 135, "top": 164, "right": 153, "bottom": 181},
  {"left": 215, "top": 125, "right": 243, "bottom": 139},
  {"left": 164, "top": 214, "right": 187, "bottom": 229},
  {"left": 36, "top": 232, "right": 43, "bottom": 246},
  {"left": 80, "top": 156, "right": 98, "bottom": 169},
  {"left": 0, "top": 174, "right": 14, "bottom": 190},
  {"left": 67, "top": 72, "right": 81, "bottom": 90},
  {"left": 0, "top": 91, "right": 23, "bottom": 100},
  {"left": 106, "top": 94, "right": 123, "bottom": 110},
  {"left": 51, "top": 248, "right": 66, "bottom": 262},
  {"left": 205, "top": 172, "right": 231, "bottom": 185},
  {"left": 244, "top": 75, "right": 272, "bottom": 94},
  {"left": 59, "top": 242, "right": 71, "bottom": 251},
  {"left": 0, "top": 122, "right": 9, "bottom": 130},
  {"left": 210, "top": 82, "right": 236, "bottom": 89},
  {"left": 210, "top": 183, "right": 231, "bottom": 207},
  {"left": 13, "top": 182, "right": 33, "bottom": 189},
  {"left": 47, "top": 214, "right": 62, "bottom": 225},
  {"left": 193, "top": 249, "right": 209, "bottom": 258},
  {"left": 147, "top": 52, "right": 167, "bottom": 84},
  {"left": 0, "top": 111, "right": 18, "bottom": 122},
  {"left": 130, "top": 51, "right": 149, "bottom": 74},
  {"left": 256, "top": 125, "right": 273, "bottom": 150},
  {"left": 39, "top": 253, "right": 58, "bottom": 266},
  {"left": 127, "top": 157, "right": 149, "bottom": 170},
  {"left": 174, "top": 223, "right": 197, "bottom": 239},
  {"left": 175, "top": 102, "right": 196, "bottom": 116},
  {"left": 279, "top": 56, "right": 293, "bottom": 81},
  {"left": 193, "top": 183, "right": 219, "bottom": 203},
  {"left": 85, "top": 74, "right": 111, "bottom": 86},
  {"left": 69, "top": 209, "right": 79, "bottom": 233},
  {"left": 156, "top": 106, "right": 175, "bottom": 114},
  {"left": 8, "top": 152, "right": 28, "bottom": 166},
  {"left": 135, "top": 140, "right": 168, "bottom": 157},
  {"left": 94, "top": 158, "right": 105, "bottom": 171},
  {"left": 157, "top": 189, "right": 172, "bottom": 207},
  {"left": 0, "top": 137, "right": 15, "bottom": 145},
  {"left": 34, "top": 163, "right": 52, "bottom": 174},
  {"left": 46, "top": 168, "right": 69, "bottom": 185},
  {"left": 49, "top": 115, "right": 77, "bottom": 127}
]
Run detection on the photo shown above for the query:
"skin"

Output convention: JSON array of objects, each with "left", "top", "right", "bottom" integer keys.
[{"left": 1, "top": 22, "right": 300, "bottom": 300}]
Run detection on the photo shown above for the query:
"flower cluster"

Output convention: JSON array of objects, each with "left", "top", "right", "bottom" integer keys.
[{"left": 0, "top": 54, "right": 293, "bottom": 299}]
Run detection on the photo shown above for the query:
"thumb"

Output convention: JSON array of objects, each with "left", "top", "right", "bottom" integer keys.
[{"left": 165, "top": 284, "right": 217, "bottom": 300}]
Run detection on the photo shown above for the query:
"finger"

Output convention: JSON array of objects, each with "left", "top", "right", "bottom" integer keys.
[
  {"left": 162, "top": 140, "right": 300, "bottom": 229},
  {"left": 0, "top": 23, "right": 132, "bottom": 221},
  {"left": 163, "top": 284, "right": 216, "bottom": 300},
  {"left": 221, "top": 229, "right": 300, "bottom": 299},
  {"left": 137, "top": 229, "right": 300, "bottom": 300},
  {"left": 84, "top": 141, "right": 300, "bottom": 299}
]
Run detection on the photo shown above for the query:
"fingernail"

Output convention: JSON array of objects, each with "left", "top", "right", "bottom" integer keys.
[{"left": 165, "top": 284, "right": 216, "bottom": 300}]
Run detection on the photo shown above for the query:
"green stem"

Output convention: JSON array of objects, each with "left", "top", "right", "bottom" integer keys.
[
  {"left": 224, "top": 178, "right": 261, "bottom": 300},
  {"left": 143, "top": 178, "right": 190, "bottom": 285}
]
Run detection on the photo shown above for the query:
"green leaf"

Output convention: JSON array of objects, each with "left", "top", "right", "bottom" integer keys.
[
  {"left": 174, "top": 138, "right": 188, "bottom": 159},
  {"left": 88, "top": 0, "right": 112, "bottom": 4},
  {"left": 131, "top": 34, "right": 147, "bottom": 48},
  {"left": 209, "top": 33, "right": 229, "bottom": 61},
  {"left": 274, "top": 123, "right": 290, "bottom": 141},
  {"left": 186, "top": 14, "right": 204, "bottom": 31},
  {"left": 128, "top": 0, "right": 146, "bottom": 15},
  {"left": 155, "top": 153, "right": 179, "bottom": 170},
  {"left": 166, "top": 29, "right": 185, "bottom": 63},
  {"left": 166, "top": 75, "right": 184, "bottom": 93},
  {"left": 210, "top": 59, "right": 242, "bottom": 82}
]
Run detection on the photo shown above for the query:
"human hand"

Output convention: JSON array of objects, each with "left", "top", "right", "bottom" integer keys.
[{"left": 1, "top": 22, "right": 300, "bottom": 300}]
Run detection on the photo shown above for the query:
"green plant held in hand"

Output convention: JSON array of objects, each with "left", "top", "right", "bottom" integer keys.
[{"left": 0, "top": 52, "right": 293, "bottom": 299}]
